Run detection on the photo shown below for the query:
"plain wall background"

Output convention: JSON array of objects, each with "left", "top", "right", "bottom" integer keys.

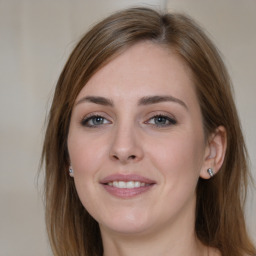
[{"left": 0, "top": 0, "right": 255, "bottom": 255}]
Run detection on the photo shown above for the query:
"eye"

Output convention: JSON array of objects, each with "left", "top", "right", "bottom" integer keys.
[
  {"left": 146, "top": 115, "right": 177, "bottom": 127},
  {"left": 81, "top": 115, "right": 111, "bottom": 127}
]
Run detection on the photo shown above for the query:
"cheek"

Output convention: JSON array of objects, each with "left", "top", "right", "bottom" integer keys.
[
  {"left": 148, "top": 129, "right": 205, "bottom": 187},
  {"left": 68, "top": 131, "right": 108, "bottom": 176},
  {"left": 68, "top": 133, "right": 108, "bottom": 216}
]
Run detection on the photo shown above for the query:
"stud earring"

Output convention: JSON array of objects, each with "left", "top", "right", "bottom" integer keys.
[
  {"left": 207, "top": 168, "right": 214, "bottom": 178},
  {"left": 69, "top": 166, "right": 74, "bottom": 176}
]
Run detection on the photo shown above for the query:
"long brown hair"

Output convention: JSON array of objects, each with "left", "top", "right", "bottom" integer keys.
[{"left": 41, "top": 7, "right": 256, "bottom": 256}]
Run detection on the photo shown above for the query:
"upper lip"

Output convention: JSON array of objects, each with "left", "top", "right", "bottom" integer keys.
[{"left": 100, "top": 174, "right": 156, "bottom": 184}]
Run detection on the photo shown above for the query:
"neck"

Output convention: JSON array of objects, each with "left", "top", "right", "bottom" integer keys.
[{"left": 102, "top": 229, "right": 206, "bottom": 256}]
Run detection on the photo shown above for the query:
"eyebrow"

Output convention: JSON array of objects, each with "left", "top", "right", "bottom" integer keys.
[
  {"left": 76, "top": 96, "right": 114, "bottom": 106},
  {"left": 138, "top": 95, "right": 188, "bottom": 110},
  {"left": 75, "top": 95, "right": 188, "bottom": 110}
]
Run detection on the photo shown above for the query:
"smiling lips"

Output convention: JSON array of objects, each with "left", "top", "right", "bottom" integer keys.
[
  {"left": 109, "top": 181, "right": 149, "bottom": 188},
  {"left": 100, "top": 174, "right": 156, "bottom": 198}
]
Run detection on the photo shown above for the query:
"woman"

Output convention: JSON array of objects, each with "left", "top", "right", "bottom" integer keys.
[{"left": 42, "top": 7, "right": 256, "bottom": 256}]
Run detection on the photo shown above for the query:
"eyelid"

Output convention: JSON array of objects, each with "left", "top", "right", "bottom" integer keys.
[
  {"left": 144, "top": 112, "right": 177, "bottom": 127},
  {"left": 80, "top": 112, "right": 112, "bottom": 127}
]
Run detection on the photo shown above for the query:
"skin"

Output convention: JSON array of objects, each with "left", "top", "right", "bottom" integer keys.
[{"left": 68, "top": 42, "right": 225, "bottom": 256}]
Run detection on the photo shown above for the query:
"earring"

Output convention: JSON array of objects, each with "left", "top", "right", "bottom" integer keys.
[
  {"left": 69, "top": 166, "right": 74, "bottom": 176},
  {"left": 207, "top": 168, "right": 214, "bottom": 178}
]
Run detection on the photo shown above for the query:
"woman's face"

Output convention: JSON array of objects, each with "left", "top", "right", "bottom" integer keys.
[{"left": 68, "top": 42, "right": 210, "bottom": 236}]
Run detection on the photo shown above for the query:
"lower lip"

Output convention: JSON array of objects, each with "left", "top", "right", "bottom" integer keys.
[{"left": 102, "top": 184, "right": 154, "bottom": 198}]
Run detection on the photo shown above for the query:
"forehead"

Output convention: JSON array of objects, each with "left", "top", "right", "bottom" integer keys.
[{"left": 76, "top": 41, "right": 196, "bottom": 103}]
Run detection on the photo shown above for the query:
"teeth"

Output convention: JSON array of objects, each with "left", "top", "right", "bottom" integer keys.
[
  {"left": 108, "top": 181, "right": 147, "bottom": 188},
  {"left": 119, "top": 181, "right": 126, "bottom": 188}
]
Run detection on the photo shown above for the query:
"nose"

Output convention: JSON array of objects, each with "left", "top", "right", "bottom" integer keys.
[{"left": 109, "top": 124, "right": 144, "bottom": 164}]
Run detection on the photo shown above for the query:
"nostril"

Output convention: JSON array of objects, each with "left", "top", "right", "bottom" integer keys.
[
  {"left": 111, "top": 153, "right": 138, "bottom": 162},
  {"left": 113, "top": 155, "right": 119, "bottom": 160}
]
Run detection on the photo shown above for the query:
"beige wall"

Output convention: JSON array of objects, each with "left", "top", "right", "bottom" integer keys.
[{"left": 0, "top": 0, "right": 255, "bottom": 255}]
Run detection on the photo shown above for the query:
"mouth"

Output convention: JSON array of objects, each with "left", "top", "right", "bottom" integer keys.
[
  {"left": 107, "top": 181, "right": 151, "bottom": 188},
  {"left": 100, "top": 174, "right": 156, "bottom": 198}
]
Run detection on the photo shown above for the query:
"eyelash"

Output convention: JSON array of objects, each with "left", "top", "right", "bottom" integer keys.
[
  {"left": 145, "top": 114, "right": 177, "bottom": 127},
  {"left": 80, "top": 114, "right": 177, "bottom": 128},
  {"left": 81, "top": 114, "right": 111, "bottom": 128}
]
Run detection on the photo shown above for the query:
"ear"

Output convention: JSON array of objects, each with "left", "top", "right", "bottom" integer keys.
[{"left": 200, "top": 126, "right": 227, "bottom": 179}]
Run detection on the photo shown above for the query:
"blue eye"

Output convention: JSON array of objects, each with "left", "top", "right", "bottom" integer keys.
[
  {"left": 146, "top": 115, "right": 177, "bottom": 127},
  {"left": 81, "top": 115, "right": 110, "bottom": 127}
]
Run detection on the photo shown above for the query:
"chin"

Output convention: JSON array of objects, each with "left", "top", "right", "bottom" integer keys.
[{"left": 98, "top": 211, "right": 153, "bottom": 235}]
